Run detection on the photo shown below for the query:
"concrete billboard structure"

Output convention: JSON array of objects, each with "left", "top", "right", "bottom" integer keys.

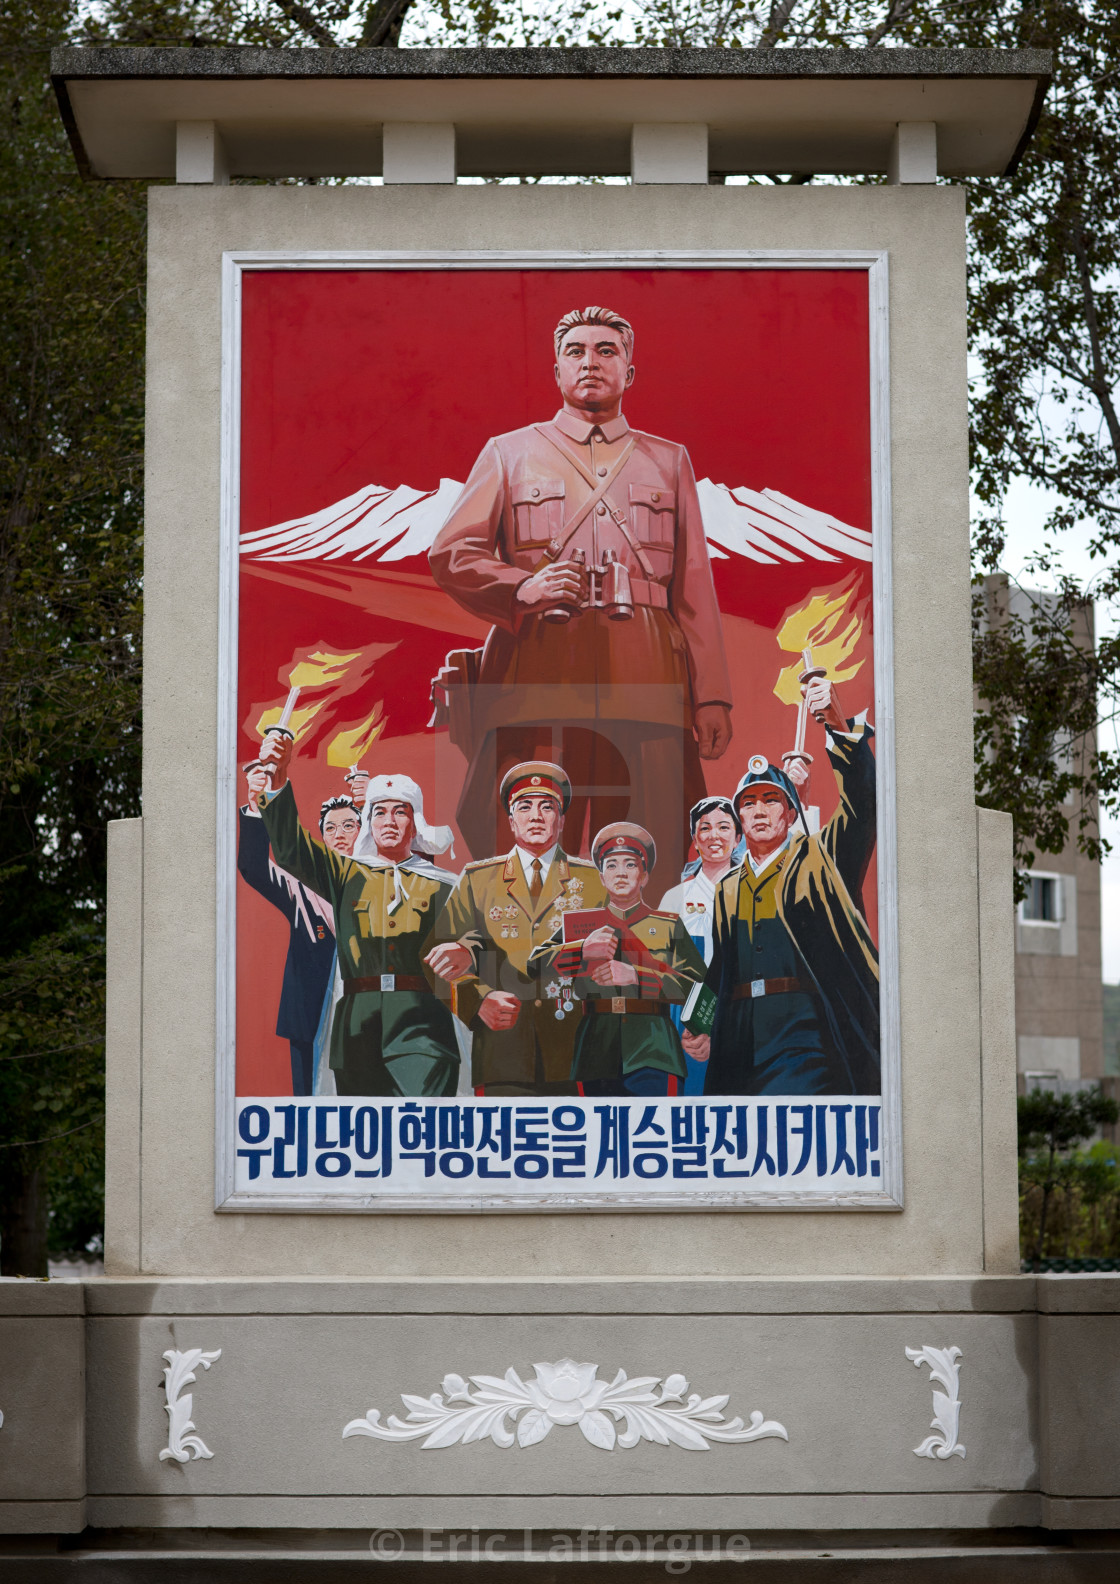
[{"left": 2, "top": 44, "right": 1118, "bottom": 1581}]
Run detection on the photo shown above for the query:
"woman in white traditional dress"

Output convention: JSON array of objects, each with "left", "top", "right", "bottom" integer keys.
[{"left": 658, "top": 796, "right": 744, "bottom": 1094}]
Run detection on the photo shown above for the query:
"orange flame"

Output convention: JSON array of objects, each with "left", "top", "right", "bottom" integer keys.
[
  {"left": 774, "top": 586, "right": 865, "bottom": 706},
  {"left": 326, "top": 704, "right": 386, "bottom": 768},
  {"left": 255, "top": 700, "right": 325, "bottom": 743},
  {"left": 245, "top": 639, "right": 397, "bottom": 759},
  {"left": 286, "top": 649, "right": 360, "bottom": 689}
]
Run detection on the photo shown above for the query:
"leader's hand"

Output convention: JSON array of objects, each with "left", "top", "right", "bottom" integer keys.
[
  {"left": 694, "top": 703, "right": 732, "bottom": 760},
  {"left": 581, "top": 925, "right": 620, "bottom": 964},
  {"left": 346, "top": 770, "right": 370, "bottom": 808},
  {"left": 477, "top": 991, "right": 521, "bottom": 1031},
  {"left": 516, "top": 561, "right": 583, "bottom": 610},
  {"left": 425, "top": 942, "right": 474, "bottom": 982},
  {"left": 681, "top": 1032, "right": 710, "bottom": 1062},
  {"left": 258, "top": 730, "right": 293, "bottom": 789},
  {"left": 590, "top": 960, "right": 639, "bottom": 987},
  {"left": 802, "top": 675, "right": 849, "bottom": 736}
]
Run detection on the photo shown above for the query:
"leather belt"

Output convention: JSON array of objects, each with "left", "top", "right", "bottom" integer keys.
[
  {"left": 584, "top": 997, "right": 670, "bottom": 1017},
  {"left": 732, "top": 978, "right": 808, "bottom": 1000},
  {"left": 343, "top": 974, "right": 430, "bottom": 994},
  {"left": 629, "top": 577, "right": 669, "bottom": 610},
  {"left": 563, "top": 578, "right": 668, "bottom": 614}
]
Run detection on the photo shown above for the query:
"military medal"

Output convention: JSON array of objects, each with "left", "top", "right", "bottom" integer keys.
[{"left": 546, "top": 976, "right": 576, "bottom": 1020}]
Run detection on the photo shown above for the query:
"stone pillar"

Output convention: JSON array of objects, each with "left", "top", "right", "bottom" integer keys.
[
  {"left": 175, "top": 121, "right": 229, "bottom": 185},
  {"left": 631, "top": 123, "right": 708, "bottom": 184},
  {"left": 382, "top": 123, "right": 457, "bottom": 184}
]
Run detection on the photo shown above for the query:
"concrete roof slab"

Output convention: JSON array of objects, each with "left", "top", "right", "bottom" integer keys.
[{"left": 51, "top": 46, "right": 1050, "bottom": 180}]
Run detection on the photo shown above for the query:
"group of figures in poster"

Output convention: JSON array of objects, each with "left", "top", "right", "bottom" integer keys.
[{"left": 237, "top": 304, "right": 881, "bottom": 1113}]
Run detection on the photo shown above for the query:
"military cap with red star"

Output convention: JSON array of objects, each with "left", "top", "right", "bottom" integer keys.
[
  {"left": 499, "top": 760, "right": 572, "bottom": 813},
  {"left": 591, "top": 821, "right": 656, "bottom": 872}
]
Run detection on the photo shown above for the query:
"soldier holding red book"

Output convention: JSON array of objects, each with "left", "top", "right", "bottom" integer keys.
[{"left": 531, "top": 822, "right": 704, "bottom": 1097}]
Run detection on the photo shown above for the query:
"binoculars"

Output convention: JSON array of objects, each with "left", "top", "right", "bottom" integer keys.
[{"left": 543, "top": 548, "right": 635, "bottom": 623}]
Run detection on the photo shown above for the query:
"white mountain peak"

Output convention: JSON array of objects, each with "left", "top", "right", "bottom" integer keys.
[{"left": 240, "top": 479, "right": 872, "bottom": 568}]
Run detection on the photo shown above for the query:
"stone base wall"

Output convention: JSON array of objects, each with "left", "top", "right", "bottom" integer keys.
[{"left": 1, "top": 1275, "right": 1118, "bottom": 1552}]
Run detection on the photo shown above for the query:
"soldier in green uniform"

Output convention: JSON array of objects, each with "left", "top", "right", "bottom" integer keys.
[
  {"left": 531, "top": 822, "right": 704, "bottom": 1097},
  {"left": 257, "top": 733, "right": 460, "bottom": 1097},
  {"left": 425, "top": 761, "right": 606, "bottom": 1096}
]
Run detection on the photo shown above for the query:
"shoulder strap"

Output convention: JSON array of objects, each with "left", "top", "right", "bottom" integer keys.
[{"left": 531, "top": 424, "right": 639, "bottom": 567}]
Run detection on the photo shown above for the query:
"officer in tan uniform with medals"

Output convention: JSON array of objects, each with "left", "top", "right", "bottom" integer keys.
[
  {"left": 257, "top": 734, "right": 460, "bottom": 1097},
  {"left": 531, "top": 823, "right": 704, "bottom": 1097},
  {"left": 425, "top": 761, "right": 605, "bottom": 1096},
  {"left": 428, "top": 306, "right": 733, "bottom": 893}
]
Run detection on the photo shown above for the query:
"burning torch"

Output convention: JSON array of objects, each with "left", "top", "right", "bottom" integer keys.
[
  {"left": 782, "top": 645, "right": 827, "bottom": 777},
  {"left": 259, "top": 684, "right": 301, "bottom": 780}
]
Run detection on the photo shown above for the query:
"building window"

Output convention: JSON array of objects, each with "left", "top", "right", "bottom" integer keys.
[{"left": 1019, "top": 873, "right": 1064, "bottom": 925}]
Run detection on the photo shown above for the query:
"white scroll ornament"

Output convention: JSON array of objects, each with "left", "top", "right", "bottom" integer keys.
[
  {"left": 159, "top": 1348, "right": 222, "bottom": 1463},
  {"left": 905, "top": 1344, "right": 965, "bottom": 1460},
  {"left": 343, "top": 1358, "right": 787, "bottom": 1453}
]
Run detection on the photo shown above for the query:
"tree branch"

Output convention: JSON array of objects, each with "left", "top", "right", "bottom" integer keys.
[
  {"left": 757, "top": 0, "right": 800, "bottom": 49},
  {"left": 866, "top": 0, "right": 919, "bottom": 48},
  {"left": 1071, "top": 218, "right": 1120, "bottom": 473},
  {"left": 0, "top": 1117, "right": 102, "bottom": 1150},
  {"left": 269, "top": 0, "right": 338, "bottom": 47},
  {"left": 360, "top": 0, "right": 416, "bottom": 47}
]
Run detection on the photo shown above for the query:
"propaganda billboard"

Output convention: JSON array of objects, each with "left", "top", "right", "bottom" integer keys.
[{"left": 216, "top": 252, "right": 899, "bottom": 1211}]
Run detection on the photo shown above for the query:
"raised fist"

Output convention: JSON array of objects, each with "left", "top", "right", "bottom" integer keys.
[
  {"left": 243, "top": 761, "right": 271, "bottom": 801},
  {"left": 346, "top": 769, "right": 370, "bottom": 808},
  {"left": 258, "top": 730, "right": 293, "bottom": 788},
  {"left": 801, "top": 675, "right": 848, "bottom": 735},
  {"left": 782, "top": 753, "right": 811, "bottom": 790}
]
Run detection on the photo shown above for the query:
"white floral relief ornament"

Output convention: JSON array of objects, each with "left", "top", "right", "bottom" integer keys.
[
  {"left": 343, "top": 1358, "right": 787, "bottom": 1453},
  {"left": 159, "top": 1348, "right": 222, "bottom": 1464},
  {"left": 905, "top": 1344, "right": 965, "bottom": 1460}
]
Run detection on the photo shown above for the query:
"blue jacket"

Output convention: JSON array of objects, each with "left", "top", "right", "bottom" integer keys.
[{"left": 237, "top": 808, "right": 337, "bottom": 1043}]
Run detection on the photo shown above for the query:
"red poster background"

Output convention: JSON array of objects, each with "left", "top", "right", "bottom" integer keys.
[{"left": 235, "top": 268, "right": 876, "bottom": 1094}]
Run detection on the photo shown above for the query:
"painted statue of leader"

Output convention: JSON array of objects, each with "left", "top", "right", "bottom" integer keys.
[{"left": 429, "top": 306, "right": 733, "bottom": 893}]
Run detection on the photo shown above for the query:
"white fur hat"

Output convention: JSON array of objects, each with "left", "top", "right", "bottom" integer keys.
[{"left": 354, "top": 773, "right": 454, "bottom": 860}]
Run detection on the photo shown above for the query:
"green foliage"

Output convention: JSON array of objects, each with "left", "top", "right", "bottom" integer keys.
[
  {"left": 0, "top": 0, "right": 147, "bottom": 1267},
  {"left": 1017, "top": 1088, "right": 1120, "bottom": 1266},
  {"left": 0, "top": 930, "right": 106, "bottom": 1176},
  {"left": 1019, "top": 1139, "right": 1120, "bottom": 1264},
  {"left": 1018, "top": 1086, "right": 1118, "bottom": 1155},
  {"left": 1102, "top": 983, "right": 1120, "bottom": 1076},
  {"left": 959, "top": 1, "right": 1120, "bottom": 877}
]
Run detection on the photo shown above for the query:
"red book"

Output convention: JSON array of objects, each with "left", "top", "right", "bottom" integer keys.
[
  {"left": 561, "top": 908, "right": 617, "bottom": 943},
  {"left": 560, "top": 907, "right": 664, "bottom": 977}
]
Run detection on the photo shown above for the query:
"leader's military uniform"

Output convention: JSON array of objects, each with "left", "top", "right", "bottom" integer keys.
[
  {"left": 428, "top": 409, "right": 733, "bottom": 890},
  {"left": 260, "top": 781, "right": 459, "bottom": 1096},
  {"left": 433, "top": 847, "right": 607, "bottom": 1093},
  {"left": 532, "top": 901, "right": 704, "bottom": 1095}
]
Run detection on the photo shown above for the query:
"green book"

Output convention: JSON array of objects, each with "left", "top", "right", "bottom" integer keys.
[{"left": 682, "top": 980, "right": 718, "bottom": 1035}]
